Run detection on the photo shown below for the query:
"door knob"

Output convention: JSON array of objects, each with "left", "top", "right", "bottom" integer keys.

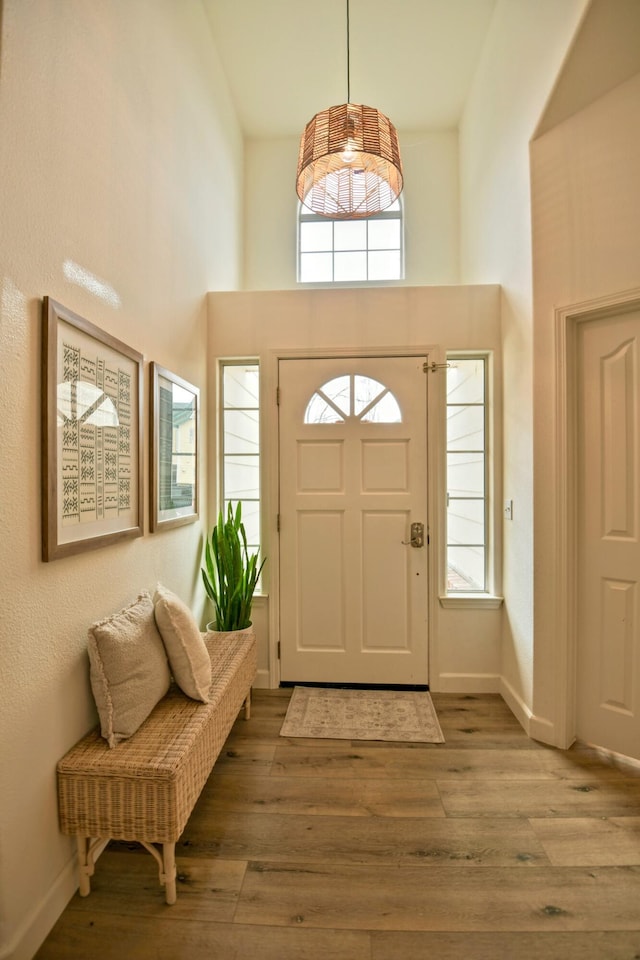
[{"left": 402, "top": 522, "right": 424, "bottom": 548}]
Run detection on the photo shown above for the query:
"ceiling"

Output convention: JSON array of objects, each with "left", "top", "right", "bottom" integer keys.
[{"left": 202, "top": 0, "right": 497, "bottom": 138}]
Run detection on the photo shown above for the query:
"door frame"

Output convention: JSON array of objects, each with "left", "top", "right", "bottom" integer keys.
[
  {"left": 553, "top": 287, "right": 640, "bottom": 748},
  {"left": 265, "top": 344, "right": 444, "bottom": 688}
]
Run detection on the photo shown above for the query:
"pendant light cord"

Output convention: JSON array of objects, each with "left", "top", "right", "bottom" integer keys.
[{"left": 346, "top": 0, "right": 351, "bottom": 103}]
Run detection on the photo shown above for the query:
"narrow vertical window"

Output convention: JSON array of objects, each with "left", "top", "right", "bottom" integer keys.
[
  {"left": 220, "top": 361, "right": 261, "bottom": 563},
  {"left": 446, "top": 357, "right": 487, "bottom": 592}
]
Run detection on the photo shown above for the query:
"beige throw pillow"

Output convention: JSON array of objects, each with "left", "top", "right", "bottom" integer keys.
[
  {"left": 87, "top": 592, "right": 171, "bottom": 748},
  {"left": 153, "top": 583, "right": 211, "bottom": 702}
]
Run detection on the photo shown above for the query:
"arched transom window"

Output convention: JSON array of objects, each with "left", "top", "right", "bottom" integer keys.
[{"left": 304, "top": 374, "right": 402, "bottom": 424}]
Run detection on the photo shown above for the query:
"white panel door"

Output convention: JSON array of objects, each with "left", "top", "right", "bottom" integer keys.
[
  {"left": 576, "top": 309, "right": 640, "bottom": 758},
  {"left": 278, "top": 356, "right": 429, "bottom": 685}
]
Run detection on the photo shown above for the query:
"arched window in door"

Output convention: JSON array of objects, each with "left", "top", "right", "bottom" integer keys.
[{"left": 304, "top": 374, "right": 402, "bottom": 424}]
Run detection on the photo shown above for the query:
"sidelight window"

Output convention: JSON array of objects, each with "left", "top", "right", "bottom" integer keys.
[
  {"left": 446, "top": 356, "right": 488, "bottom": 592},
  {"left": 219, "top": 361, "right": 261, "bottom": 559}
]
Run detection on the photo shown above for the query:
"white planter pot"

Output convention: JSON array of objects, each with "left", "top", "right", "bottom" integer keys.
[{"left": 205, "top": 623, "right": 253, "bottom": 639}]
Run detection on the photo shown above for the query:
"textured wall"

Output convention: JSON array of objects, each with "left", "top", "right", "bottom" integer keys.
[
  {"left": 209, "top": 284, "right": 503, "bottom": 692},
  {"left": 0, "top": 2, "right": 242, "bottom": 956},
  {"left": 531, "top": 72, "right": 640, "bottom": 736},
  {"left": 458, "top": 0, "right": 588, "bottom": 719},
  {"left": 243, "top": 130, "right": 460, "bottom": 290}
]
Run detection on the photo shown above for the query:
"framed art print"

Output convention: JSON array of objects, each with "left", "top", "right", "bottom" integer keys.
[
  {"left": 150, "top": 362, "right": 199, "bottom": 531},
  {"left": 41, "top": 297, "right": 144, "bottom": 561}
]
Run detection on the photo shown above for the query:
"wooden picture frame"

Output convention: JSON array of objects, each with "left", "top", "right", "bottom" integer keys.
[
  {"left": 41, "top": 297, "right": 144, "bottom": 561},
  {"left": 150, "top": 362, "right": 200, "bottom": 531}
]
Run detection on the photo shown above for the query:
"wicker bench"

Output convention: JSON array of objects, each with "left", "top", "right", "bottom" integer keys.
[{"left": 57, "top": 632, "right": 256, "bottom": 904}]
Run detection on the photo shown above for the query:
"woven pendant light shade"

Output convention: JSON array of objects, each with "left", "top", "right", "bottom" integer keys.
[{"left": 296, "top": 102, "right": 403, "bottom": 219}]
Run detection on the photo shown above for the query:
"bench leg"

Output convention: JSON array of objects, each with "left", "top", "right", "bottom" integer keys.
[
  {"left": 162, "top": 843, "right": 177, "bottom": 905},
  {"left": 77, "top": 836, "right": 110, "bottom": 897},
  {"left": 140, "top": 841, "right": 177, "bottom": 904},
  {"left": 244, "top": 689, "right": 251, "bottom": 720}
]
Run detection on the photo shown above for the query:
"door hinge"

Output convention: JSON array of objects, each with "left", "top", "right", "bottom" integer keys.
[
  {"left": 276, "top": 386, "right": 280, "bottom": 405},
  {"left": 423, "top": 361, "right": 451, "bottom": 374},
  {"left": 277, "top": 641, "right": 281, "bottom": 659},
  {"left": 276, "top": 513, "right": 280, "bottom": 532}
]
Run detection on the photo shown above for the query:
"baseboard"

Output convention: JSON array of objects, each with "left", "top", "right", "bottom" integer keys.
[
  {"left": 253, "top": 667, "right": 270, "bottom": 689},
  {"left": 0, "top": 853, "right": 77, "bottom": 960},
  {"left": 528, "top": 712, "right": 560, "bottom": 746},
  {"left": 499, "top": 676, "right": 560, "bottom": 746},
  {"left": 434, "top": 672, "right": 501, "bottom": 693},
  {"left": 499, "top": 675, "right": 533, "bottom": 735}
]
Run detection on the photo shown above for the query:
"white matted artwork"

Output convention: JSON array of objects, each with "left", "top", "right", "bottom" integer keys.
[
  {"left": 149, "top": 362, "right": 199, "bottom": 531},
  {"left": 41, "top": 297, "right": 144, "bottom": 561}
]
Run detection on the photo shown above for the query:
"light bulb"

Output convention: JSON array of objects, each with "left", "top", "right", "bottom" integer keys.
[{"left": 340, "top": 140, "right": 357, "bottom": 164}]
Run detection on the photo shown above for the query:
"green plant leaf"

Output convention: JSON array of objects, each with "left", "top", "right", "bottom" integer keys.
[{"left": 201, "top": 500, "right": 265, "bottom": 631}]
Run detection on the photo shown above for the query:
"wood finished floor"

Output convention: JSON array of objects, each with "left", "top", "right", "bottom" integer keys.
[{"left": 37, "top": 690, "right": 640, "bottom": 960}]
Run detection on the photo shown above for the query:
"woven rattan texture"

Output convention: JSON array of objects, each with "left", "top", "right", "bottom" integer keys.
[
  {"left": 296, "top": 102, "right": 403, "bottom": 218},
  {"left": 57, "top": 634, "right": 256, "bottom": 843}
]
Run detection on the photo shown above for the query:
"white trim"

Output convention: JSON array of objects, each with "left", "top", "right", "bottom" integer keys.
[
  {"left": 553, "top": 287, "right": 640, "bottom": 750},
  {"left": 553, "top": 300, "right": 576, "bottom": 749},
  {"left": 500, "top": 674, "right": 560, "bottom": 744},
  {"left": 296, "top": 278, "right": 408, "bottom": 290},
  {"left": 0, "top": 850, "right": 77, "bottom": 960},
  {"left": 253, "top": 667, "right": 271, "bottom": 689},
  {"left": 265, "top": 348, "right": 281, "bottom": 689},
  {"left": 437, "top": 672, "right": 501, "bottom": 693},
  {"left": 581, "top": 742, "right": 640, "bottom": 773},
  {"left": 529, "top": 713, "right": 560, "bottom": 745},
  {"left": 500, "top": 675, "right": 533, "bottom": 735},
  {"left": 439, "top": 594, "right": 503, "bottom": 609}
]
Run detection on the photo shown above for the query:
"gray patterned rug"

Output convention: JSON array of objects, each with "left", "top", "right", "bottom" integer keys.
[{"left": 280, "top": 686, "right": 445, "bottom": 743}]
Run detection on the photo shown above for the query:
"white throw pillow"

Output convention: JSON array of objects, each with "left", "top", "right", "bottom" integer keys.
[
  {"left": 87, "top": 592, "right": 171, "bottom": 748},
  {"left": 153, "top": 583, "right": 211, "bottom": 702}
]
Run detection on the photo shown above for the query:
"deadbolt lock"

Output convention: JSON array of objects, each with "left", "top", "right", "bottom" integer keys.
[{"left": 402, "top": 522, "right": 424, "bottom": 548}]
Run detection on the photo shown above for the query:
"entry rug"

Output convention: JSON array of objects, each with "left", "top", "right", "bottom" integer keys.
[{"left": 280, "top": 686, "right": 445, "bottom": 743}]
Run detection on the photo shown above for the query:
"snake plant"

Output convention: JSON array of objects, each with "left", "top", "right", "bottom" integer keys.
[{"left": 201, "top": 502, "right": 265, "bottom": 631}]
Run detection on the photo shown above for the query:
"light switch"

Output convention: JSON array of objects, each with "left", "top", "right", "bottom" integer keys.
[{"left": 504, "top": 499, "right": 513, "bottom": 521}]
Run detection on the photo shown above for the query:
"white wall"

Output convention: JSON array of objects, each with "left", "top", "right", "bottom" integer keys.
[
  {"left": 458, "top": 0, "right": 588, "bottom": 727},
  {"left": 208, "top": 284, "right": 502, "bottom": 693},
  {"left": 531, "top": 71, "right": 640, "bottom": 741},
  {"left": 0, "top": 2, "right": 243, "bottom": 956},
  {"left": 243, "top": 130, "right": 460, "bottom": 290},
  {"left": 0, "top": 0, "right": 608, "bottom": 951}
]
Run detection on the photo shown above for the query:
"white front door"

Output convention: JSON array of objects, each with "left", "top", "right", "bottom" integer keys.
[
  {"left": 278, "top": 356, "right": 429, "bottom": 685},
  {"left": 576, "top": 308, "right": 640, "bottom": 758}
]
